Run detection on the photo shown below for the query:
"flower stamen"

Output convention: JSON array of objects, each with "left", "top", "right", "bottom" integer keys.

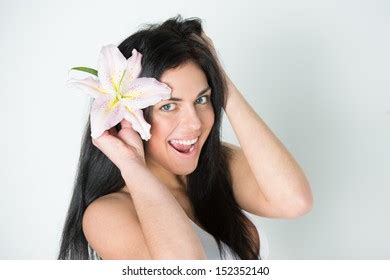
[
  {"left": 122, "top": 90, "right": 142, "bottom": 100},
  {"left": 125, "top": 105, "right": 133, "bottom": 113},
  {"left": 108, "top": 97, "right": 120, "bottom": 110}
]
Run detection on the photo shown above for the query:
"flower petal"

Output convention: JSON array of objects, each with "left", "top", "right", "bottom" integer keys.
[
  {"left": 90, "top": 95, "right": 124, "bottom": 138},
  {"left": 120, "top": 77, "right": 171, "bottom": 109},
  {"left": 66, "top": 77, "right": 104, "bottom": 99},
  {"left": 123, "top": 108, "right": 151, "bottom": 141},
  {"left": 120, "top": 48, "right": 143, "bottom": 93},
  {"left": 98, "top": 44, "right": 127, "bottom": 93}
]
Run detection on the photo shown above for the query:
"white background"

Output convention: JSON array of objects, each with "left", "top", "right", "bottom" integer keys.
[{"left": 0, "top": 0, "right": 389, "bottom": 259}]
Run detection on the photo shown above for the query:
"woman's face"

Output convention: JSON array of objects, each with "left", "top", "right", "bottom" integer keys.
[{"left": 144, "top": 61, "right": 215, "bottom": 176}]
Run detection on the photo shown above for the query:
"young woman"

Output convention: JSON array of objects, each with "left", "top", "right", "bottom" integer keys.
[{"left": 58, "top": 15, "right": 313, "bottom": 260}]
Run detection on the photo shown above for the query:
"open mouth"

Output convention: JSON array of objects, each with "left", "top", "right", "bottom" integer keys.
[{"left": 168, "top": 138, "right": 198, "bottom": 156}]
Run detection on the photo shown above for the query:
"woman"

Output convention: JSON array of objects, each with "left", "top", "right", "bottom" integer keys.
[{"left": 58, "top": 15, "right": 313, "bottom": 260}]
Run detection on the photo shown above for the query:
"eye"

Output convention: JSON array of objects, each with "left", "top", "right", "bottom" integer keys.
[
  {"left": 196, "top": 96, "right": 209, "bottom": 104},
  {"left": 160, "top": 103, "right": 176, "bottom": 112}
]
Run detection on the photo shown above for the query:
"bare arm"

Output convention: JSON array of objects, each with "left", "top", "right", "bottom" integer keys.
[
  {"left": 224, "top": 79, "right": 313, "bottom": 216},
  {"left": 120, "top": 163, "right": 207, "bottom": 259},
  {"left": 199, "top": 32, "right": 313, "bottom": 217},
  {"left": 86, "top": 120, "right": 206, "bottom": 259}
]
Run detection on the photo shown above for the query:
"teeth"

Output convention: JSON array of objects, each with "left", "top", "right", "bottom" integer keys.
[{"left": 169, "top": 137, "right": 198, "bottom": 146}]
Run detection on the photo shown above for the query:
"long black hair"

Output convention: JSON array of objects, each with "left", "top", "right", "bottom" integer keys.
[{"left": 58, "top": 15, "right": 260, "bottom": 260}]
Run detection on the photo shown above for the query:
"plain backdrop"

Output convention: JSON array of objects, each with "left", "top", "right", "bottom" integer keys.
[{"left": 0, "top": 0, "right": 389, "bottom": 259}]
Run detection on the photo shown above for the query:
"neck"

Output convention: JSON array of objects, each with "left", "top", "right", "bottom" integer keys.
[{"left": 145, "top": 157, "right": 186, "bottom": 192}]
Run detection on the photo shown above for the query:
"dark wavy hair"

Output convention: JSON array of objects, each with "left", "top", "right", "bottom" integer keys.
[{"left": 58, "top": 14, "right": 260, "bottom": 260}]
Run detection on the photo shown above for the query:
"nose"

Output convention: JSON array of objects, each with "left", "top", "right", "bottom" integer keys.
[{"left": 180, "top": 105, "right": 202, "bottom": 131}]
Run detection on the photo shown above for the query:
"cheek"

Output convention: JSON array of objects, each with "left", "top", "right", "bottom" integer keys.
[
  {"left": 144, "top": 130, "right": 167, "bottom": 159},
  {"left": 146, "top": 118, "right": 174, "bottom": 154},
  {"left": 150, "top": 118, "right": 173, "bottom": 138},
  {"left": 202, "top": 108, "right": 215, "bottom": 129}
]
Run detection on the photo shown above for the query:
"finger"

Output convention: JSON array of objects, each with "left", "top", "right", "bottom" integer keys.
[
  {"left": 92, "top": 130, "right": 112, "bottom": 146},
  {"left": 93, "top": 130, "right": 124, "bottom": 154},
  {"left": 120, "top": 119, "right": 132, "bottom": 129},
  {"left": 117, "top": 121, "right": 143, "bottom": 152},
  {"left": 118, "top": 124, "right": 139, "bottom": 143},
  {"left": 91, "top": 131, "right": 103, "bottom": 144},
  {"left": 119, "top": 119, "right": 140, "bottom": 141}
]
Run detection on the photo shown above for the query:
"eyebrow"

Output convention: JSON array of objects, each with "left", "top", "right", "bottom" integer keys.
[{"left": 167, "top": 86, "right": 211, "bottom": 101}]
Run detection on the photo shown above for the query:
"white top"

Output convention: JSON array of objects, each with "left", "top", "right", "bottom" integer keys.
[{"left": 190, "top": 219, "right": 269, "bottom": 260}]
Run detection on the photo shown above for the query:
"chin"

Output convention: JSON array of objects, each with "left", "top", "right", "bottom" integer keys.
[{"left": 170, "top": 161, "right": 199, "bottom": 176}]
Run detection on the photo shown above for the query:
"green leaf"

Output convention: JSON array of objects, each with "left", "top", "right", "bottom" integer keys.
[{"left": 70, "top": 66, "right": 98, "bottom": 77}]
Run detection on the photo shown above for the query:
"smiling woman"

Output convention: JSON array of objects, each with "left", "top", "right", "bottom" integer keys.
[
  {"left": 142, "top": 61, "right": 215, "bottom": 176},
  {"left": 58, "top": 14, "right": 312, "bottom": 260}
]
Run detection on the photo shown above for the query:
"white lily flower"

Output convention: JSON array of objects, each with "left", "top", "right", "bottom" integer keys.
[{"left": 67, "top": 45, "right": 171, "bottom": 140}]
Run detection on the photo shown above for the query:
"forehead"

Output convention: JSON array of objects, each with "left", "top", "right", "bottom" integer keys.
[{"left": 159, "top": 61, "right": 208, "bottom": 96}]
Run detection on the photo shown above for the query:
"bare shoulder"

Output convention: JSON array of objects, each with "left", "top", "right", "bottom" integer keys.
[{"left": 82, "top": 190, "right": 152, "bottom": 259}]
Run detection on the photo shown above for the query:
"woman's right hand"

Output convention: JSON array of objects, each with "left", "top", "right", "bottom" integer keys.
[{"left": 91, "top": 119, "right": 146, "bottom": 172}]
